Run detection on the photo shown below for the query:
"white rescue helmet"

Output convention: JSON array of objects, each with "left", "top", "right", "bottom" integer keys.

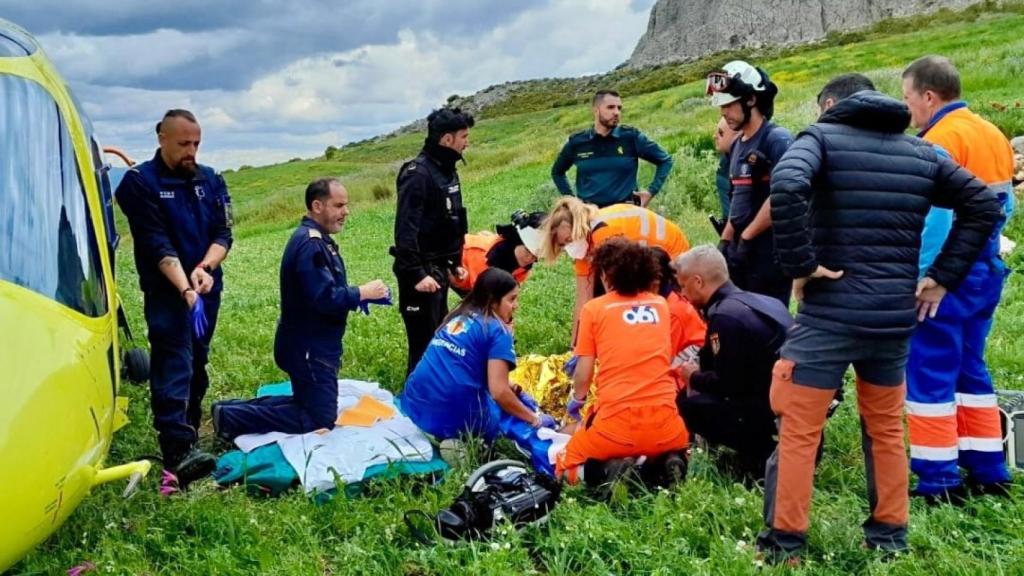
[{"left": 707, "top": 60, "right": 767, "bottom": 107}]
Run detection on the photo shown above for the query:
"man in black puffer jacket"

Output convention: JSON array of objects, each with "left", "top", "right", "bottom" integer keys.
[{"left": 757, "top": 74, "right": 1001, "bottom": 564}]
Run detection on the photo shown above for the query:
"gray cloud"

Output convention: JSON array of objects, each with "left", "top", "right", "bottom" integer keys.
[
  {"left": 4, "top": 0, "right": 656, "bottom": 169},
  {"left": 6, "top": 0, "right": 548, "bottom": 90}
]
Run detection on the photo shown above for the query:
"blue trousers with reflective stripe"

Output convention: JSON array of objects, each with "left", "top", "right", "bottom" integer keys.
[{"left": 907, "top": 258, "right": 1011, "bottom": 493}]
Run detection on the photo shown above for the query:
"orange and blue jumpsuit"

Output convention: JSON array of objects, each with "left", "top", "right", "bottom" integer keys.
[{"left": 907, "top": 103, "right": 1015, "bottom": 494}]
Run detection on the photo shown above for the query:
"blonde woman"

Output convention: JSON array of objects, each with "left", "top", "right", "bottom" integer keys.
[{"left": 538, "top": 197, "right": 689, "bottom": 340}]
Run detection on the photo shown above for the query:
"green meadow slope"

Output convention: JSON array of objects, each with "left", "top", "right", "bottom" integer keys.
[{"left": 13, "top": 7, "right": 1024, "bottom": 575}]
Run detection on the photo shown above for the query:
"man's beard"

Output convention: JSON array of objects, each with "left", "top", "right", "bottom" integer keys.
[
  {"left": 599, "top": 116, "right": 619, "bottom": 130},
  {"left": 174, "top": 160, "right": 197, "bottom": 177}
]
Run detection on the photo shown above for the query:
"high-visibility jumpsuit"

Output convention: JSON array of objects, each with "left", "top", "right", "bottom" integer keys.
[
  {"left": 556, "top": 292, "right": 689, "bottom": 483},
  {"left": 450, "top": 232, "right": 531, "bottom": 294},
  {"left": 907, "top": 103, "right": 1015, "bottom": 494},
  {"left": 667, "top": 291, "right": 706, "bottom": 390},
  {"left": 574, "top": 204, "right": 690, "bottom": 280}
]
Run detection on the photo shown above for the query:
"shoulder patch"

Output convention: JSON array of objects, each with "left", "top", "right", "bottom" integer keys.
[{"left": 308, "top": 229, "right": 322, "bottom": 239}]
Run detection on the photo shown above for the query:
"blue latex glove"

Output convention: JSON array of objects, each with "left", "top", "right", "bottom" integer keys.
[
  {"left": 537, "top": 413, "right": 557, "bottom": 429},
  {"left": 567, "top": 394, "right": 586, "bottom": 423},
  {"left": 516, "top": 388, "right": 539, "bottom": 411},
  {"left": 191, "top": 294, "right": 208, "bottom": 339},
  {"left": 563, "top": 355, "right": 579, "bottom": 377},
  {"left": 358, "top": 288, "right": 393, "bottom": 315}
]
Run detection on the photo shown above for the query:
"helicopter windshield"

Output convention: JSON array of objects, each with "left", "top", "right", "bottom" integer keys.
[{"left": 0, "top": 74, "right": 108, "bottom": 317}]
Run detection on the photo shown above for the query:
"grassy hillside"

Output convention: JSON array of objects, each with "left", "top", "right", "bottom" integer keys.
[{"left": 12, "top": 8, "right": 1024, "bottom": 576}]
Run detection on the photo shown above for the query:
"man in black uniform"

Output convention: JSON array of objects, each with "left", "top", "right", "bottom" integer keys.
[
  {"left": 392, "top": 108, "right": 474, "bottom": 374},
  {"left": 673, "top": 245, "right": 792, "bottom": 481},
  {"left": 213, "top": 178, "right": 389, "bottom": 438},
  {"left": 115, "top": 109, "right": 232, "bottom": 491},
  {"left": 706, "top": 60, "right": 793, "bottom": 305}
]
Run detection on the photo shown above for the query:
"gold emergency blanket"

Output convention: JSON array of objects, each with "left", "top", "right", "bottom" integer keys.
[{"left": 509, "top": 353, "right": 575, "bottom": 421}]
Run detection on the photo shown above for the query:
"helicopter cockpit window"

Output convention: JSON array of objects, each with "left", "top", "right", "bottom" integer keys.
[
  {"left": 0, "top": 26, "right": 34, "bottom": 57},
  {"left": 0, "top": 75, "right": 108, "bottom": 317}
]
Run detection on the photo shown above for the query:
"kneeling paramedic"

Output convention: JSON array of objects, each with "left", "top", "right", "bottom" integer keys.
[
  {"left": 399, "top": 268, "right": 560, "bottom": 475},
  {"left": 760, "top": 73, "right": 1001, "bottom": 563},
  {"left": 213, "top": 178, "right": 389, "bottom": 439},
  {"left": 673, "top": 245, "right": 790, "bottom": 482},
  {"left": 450, "top": 210, "right": 546, "bottom": 296},
  {"left": 556, "top": 238, "right": 689, "bottom": 486}
]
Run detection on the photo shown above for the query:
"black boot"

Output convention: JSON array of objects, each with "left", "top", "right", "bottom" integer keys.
[
  {"left": 172, "top": 448, "right": 217, "bottom": 489},
  {"left": 640, "top": 451, "right": 688, "bottom": 488}
]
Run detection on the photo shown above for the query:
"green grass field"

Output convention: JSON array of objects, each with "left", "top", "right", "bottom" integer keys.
[{"left": 12, "top": 7, "right": 1024, "bottom": 575}]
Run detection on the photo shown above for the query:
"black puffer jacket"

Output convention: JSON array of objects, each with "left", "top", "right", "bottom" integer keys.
[{"left": 770, "top": 90, "right": 1001, "bottom": 337}]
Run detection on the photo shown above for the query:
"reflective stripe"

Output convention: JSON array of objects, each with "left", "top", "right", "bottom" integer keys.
[
  {"left": 958, "top": 437, "right": 1004, "bottom": 452},
  {"left": 956, "top": 405, "right": 1004, "bottom": 438},
  {"left": 654, "top": 214, "right": 666, "bottom": 241},
  {"left": 906, "top": 401, "right": 956, "bottom": 417},
  {"left": 907, "top": 413, "right": 958, "bottom": 447},
  {"left": 955, "top": 393, "right": 998, "bottom": 408},
  {"left": 910, "top": 445, "right": 958, "bottom": 461},
  {"left": 594, "top": 207, "right": 650, "bottom": 238}
]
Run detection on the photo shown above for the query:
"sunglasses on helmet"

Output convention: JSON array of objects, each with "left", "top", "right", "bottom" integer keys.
[{"left": 705, "top": 71, "right": 733, "bottom": 96}]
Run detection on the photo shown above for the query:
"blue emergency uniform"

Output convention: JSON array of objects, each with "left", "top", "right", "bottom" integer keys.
[
  {"left": 907, "top": 102, "right": 1016, "bottom": 495},
  {"left": 215, "top": 216, "right": 361, "bottom": 437},
  {"left": 115, "top": 151, "right": 232, "bottom": 467},
  {"left": 399, "top": 312, "right": 556, "bottom": 476}
]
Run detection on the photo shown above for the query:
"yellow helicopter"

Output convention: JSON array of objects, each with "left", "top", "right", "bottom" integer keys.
[{"left": 0, "top": 17, "right": 152, "bottom": 572}]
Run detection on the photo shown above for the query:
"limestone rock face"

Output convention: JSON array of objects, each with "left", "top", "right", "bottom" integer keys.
[{"left": 627, "top": 0, "right": 983, "bottom": 68}]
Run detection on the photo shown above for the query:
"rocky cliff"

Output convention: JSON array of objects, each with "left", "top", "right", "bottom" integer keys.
[{"left": 628, "top": 0, "right": 984, "bottom": 67}]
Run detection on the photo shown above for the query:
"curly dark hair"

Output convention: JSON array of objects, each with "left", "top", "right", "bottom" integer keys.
[{"left": 591, "top": 237, "right": 659, "bottom": 296}]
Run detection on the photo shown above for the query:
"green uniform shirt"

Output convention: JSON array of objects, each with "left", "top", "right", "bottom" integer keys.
[{"left": 550, "top": 125, "right": 674, "bottom": 207}]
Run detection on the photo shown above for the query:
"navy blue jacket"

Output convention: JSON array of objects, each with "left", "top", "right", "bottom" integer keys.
[
  {"left": 275, "top": 217, "right": 361, "bottom": 366},
  {"left": 691, "top": 282, "right": 791, "bottom": 408},
  {"left": 115, "top": 151, "right": 233, "bottom": 294},
  {"left": 770, "top": 91, "right": 1002, "bottom": 337}
]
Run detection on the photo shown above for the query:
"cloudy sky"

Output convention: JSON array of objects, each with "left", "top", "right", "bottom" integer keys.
[{"left": 3, "top": 0, "right": 655, "bottom": 169}]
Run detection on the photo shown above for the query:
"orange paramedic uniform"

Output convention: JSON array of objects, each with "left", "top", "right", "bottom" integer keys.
[
  {"left": 574, "top": 204, "right": 690, "bottom": 278},
  {"left": 450, "top": 232, "right": 531, "bottom": 293},
  {"left": 557, "top": 291, "right": 689, "bottom": 480},
  {"left": 667, "top": 291, "right": 706, "bottom": 390}
]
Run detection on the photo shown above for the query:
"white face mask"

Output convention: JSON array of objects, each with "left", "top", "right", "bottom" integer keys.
[{"left": 564, "top": 239, "right": 589, "bottom": 260}]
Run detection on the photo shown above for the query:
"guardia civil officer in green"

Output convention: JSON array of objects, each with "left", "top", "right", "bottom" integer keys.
[{"left": 551, "top": 90, "right": 674, "bottom": 208}]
